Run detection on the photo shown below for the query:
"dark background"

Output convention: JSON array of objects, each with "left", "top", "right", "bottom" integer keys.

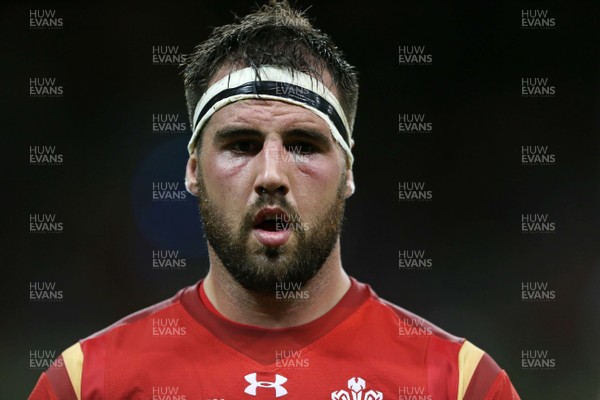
[{"left": 2, "top": 1, "right": 599, "bottom": 398}]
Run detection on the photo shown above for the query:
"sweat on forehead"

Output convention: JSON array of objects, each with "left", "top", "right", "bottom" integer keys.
[{"left": 187, "top": 66, "right": 354, "bottom": 166}]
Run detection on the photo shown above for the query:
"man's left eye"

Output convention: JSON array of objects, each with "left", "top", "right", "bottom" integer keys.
[{"left": 285, "top": 143, "right": 316, "bottom": 154}]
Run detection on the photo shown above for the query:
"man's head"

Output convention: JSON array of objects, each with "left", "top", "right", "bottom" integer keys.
[
  {"left": 183, "top": 1, "right": 359, "bottom": 294},
  {"left": 183, "top": 0, "right": 359, "bottom": 148}
]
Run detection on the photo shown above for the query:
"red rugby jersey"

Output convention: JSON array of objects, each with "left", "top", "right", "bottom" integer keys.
[{"left": 30, "top": 278, "right": 520, "bottom": 399}]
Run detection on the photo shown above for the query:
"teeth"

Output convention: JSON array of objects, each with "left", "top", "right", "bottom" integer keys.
[{"left": 265, "top": 215, "right": 277, "bottom": 221}]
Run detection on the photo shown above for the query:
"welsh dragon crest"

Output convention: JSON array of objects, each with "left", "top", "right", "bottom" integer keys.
[{"left": 331, "top": 377, "right": 383, "bottom": 400}]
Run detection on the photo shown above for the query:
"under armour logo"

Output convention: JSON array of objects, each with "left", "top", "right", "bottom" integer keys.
[{"left": 244, "top": 373, "right": 288, "bottom": 397}]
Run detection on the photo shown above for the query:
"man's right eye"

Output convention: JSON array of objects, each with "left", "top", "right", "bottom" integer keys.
[{"left": 229, "top": 141, "right": 260, "bottom": 154}]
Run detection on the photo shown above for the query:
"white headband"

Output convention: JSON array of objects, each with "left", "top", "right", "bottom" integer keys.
[{"left": 188, "top": 66, "right": 353, "bottom": 165}]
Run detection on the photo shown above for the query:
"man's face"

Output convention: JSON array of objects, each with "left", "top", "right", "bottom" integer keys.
[{"left": 186, "top": 77, "right": 354, "bottom": 294}]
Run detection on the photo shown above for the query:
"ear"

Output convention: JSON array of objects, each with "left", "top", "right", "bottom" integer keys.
[
  {"left": 185, "top": 155, "right": 200, "bottom": 196},
  {"left": 344, "top": 138, "right": 356, "bottom": 197},
  {"left": 344, "top": 168, "right": 355, "bottom": 198}
]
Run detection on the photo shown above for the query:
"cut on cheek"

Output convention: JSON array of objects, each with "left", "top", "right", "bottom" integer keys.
[
  {"left": 293, "top": 157, "right": 343, "bottom": 191},
  {"left": 293, "top": 146, "right": 349, "bottom": 186}
]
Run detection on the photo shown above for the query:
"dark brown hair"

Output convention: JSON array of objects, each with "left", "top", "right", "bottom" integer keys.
[{"left": 182, "top": 0, "right": 359, "bottom": 150}]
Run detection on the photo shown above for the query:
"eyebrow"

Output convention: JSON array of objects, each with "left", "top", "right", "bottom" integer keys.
[
  {"left": 212, "top": 126, "right": 332, "bottom": 147},
  {"left": 213, "top": 127, "right": 262, "bottom": 145},
  {"left": 284, "top": 128, "right": 332, "bottom": 148}
]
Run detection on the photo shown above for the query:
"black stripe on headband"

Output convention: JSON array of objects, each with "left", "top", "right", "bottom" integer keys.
[{"left": 193, "top": 81, "right": 349, "bottom": 146}]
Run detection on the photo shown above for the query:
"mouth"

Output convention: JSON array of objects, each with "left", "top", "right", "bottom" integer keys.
[
  {"left": 253, "top": 208, "right": 290, "bottom": 231},
  {"left": 252, "top": 207, "right": 293, "bottom": 248}
]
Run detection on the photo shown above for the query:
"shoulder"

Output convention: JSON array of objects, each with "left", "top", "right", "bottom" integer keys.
[
  {"left": 87, "top": 284, "right": 190, "bottom": 339},
  {"left": 362, "top": 285, "right": 520, "bottom": 399},
  {"left": 358, "top": 284, "right": 464, "bottom": 349},
  {"left": 29, "top": 284, "right": 197, "bottom": 400}
]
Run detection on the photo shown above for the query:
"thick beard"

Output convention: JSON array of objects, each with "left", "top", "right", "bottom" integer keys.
[{"left": 197, "top": 171, "right": 346, "bottom": 294}]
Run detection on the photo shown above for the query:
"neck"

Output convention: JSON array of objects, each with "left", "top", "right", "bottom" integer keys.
[{"left": 202, "top": 240, "right": 351, "bottom": 328}]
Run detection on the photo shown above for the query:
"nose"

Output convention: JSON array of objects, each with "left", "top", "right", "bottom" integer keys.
[{"left": 253, "top": 140, "right": 290, "bottom": 196}]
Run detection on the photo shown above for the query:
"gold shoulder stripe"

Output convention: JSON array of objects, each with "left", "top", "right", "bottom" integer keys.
[
  {"left": 457, "top": 341, "right": 485, "bottom": 400},
  {"left": 62, "top": 342, "right": 83, "bottom": 400}
]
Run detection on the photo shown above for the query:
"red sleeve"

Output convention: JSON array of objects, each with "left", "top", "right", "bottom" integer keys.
[
  {"left": 29, "top": 355, "right": 78, "bottom": 400},
  {"left": 28, "top": 373, "right": 57, "bottom": 400},
  {"left": 484, "top": 370, "right": 521, "bottom": 400},
  {"left": 463, "top": 352, "right": 520, "bottom": 400}
]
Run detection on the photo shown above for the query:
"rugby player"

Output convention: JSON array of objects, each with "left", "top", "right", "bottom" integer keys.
[{"left": 30, "top": 2, "right": 520, "bottom": 399}]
